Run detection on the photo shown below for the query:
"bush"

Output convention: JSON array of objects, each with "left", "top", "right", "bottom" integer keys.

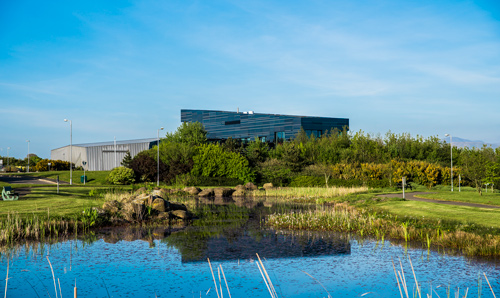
[
  {"left": 34, "top": 159, "right": 71, "bottom": 171},
  {"left": 176, "top": 174, "right": 243, "bottom": 187},
  {"left": 106, "top": 167, "right": 135, "bottom": 185},
  {"left": 289, "top": 175, "right": 325, "bottom": 187},
  {"left": 191, "top": 144, "right": 255, "bottom": 182},
  {"left": 130, "top": 152, "right": 166, "bottom": 182},
  {"left": 257, "top": 158, "right": 293, "bottom": 186}
]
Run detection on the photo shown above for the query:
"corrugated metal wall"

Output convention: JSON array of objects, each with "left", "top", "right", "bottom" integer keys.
[
  {"left": 50, "top": 147, "right": 87, "bottom": 168},
  {"left": 51, "top": 141, "right": 155, "bottom": 171}
]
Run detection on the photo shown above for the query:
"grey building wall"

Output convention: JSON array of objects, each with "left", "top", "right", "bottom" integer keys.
[{"left": 51, "top": 138, "right": 158, "bottom": 171}]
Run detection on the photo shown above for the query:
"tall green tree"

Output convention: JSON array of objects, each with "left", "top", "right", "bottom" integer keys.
[{"left": 164, "top": 121, "right": 208, "bottom": 146}]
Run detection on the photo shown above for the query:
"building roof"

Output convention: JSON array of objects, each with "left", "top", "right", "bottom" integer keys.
[{"left": 53, "top": 138, "right": 158, "bottom": 150}]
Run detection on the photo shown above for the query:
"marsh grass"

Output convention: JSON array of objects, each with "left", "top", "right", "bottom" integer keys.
[
  {"left": 267, "top": 203, "right": 500, "bottom": 256},
  {"left": 255, "top": 186, "right": 369, "bottom": 202}
]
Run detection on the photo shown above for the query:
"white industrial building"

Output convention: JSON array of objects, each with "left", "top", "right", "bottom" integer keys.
[{"left": 51, "top": 138, "right": 158, "bottom": 171}]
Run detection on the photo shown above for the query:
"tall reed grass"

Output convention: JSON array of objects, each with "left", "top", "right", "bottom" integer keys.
[
  {"left": 267, "top": 203, "right": 500, "bottom": 256},
  {"left": 256, "top": 186, "right": 368, "bottom": 201}
]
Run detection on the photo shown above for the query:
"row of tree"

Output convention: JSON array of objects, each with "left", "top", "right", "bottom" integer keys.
[{"left": 123, "top": 122, "right": 499, "bottom": 193}]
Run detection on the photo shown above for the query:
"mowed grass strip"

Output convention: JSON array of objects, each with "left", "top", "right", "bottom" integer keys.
[
  {"left": 5, "top": 170, "right": 111, "bottom": 185},
  {"left": 0, "top": 187, "right": 105, "bottom": 219},
  {"left": 377, "top": 200, "right": 500, "bottom": 229},
  {"left": 417, "top": 190, "right": 500, "bottom": 207}
]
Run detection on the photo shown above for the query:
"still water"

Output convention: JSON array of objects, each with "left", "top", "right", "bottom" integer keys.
[{"left": 1, "top": 200, "right": 499, "bottom": 297}]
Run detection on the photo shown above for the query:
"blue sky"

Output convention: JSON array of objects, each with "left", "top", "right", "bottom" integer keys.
[{"left": 1, "top": 0, "right": 500, "bottom": 159}]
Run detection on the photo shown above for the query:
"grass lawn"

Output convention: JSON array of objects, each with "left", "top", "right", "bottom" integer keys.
[
  {"left": 0, "top": 187, "right": 106, "bottom": 219},
  {"left": 416, "top": 190, "right": 500, "bottom": 207},
  {"left": 376, "top": 200, "right": 500, "bottom": 229},
  {"left": 3, "top": 171, "right": 112, "bottom": 185}
]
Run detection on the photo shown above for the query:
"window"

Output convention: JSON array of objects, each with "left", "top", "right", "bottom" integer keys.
[
  {"left": 225, "top": 120, "right": 240, "bottom": 125},
  {"left": 275, "top": 131, "right": 285, "bottom": 142}
]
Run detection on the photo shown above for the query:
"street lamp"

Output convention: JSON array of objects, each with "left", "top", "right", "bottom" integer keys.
[
  {"left": 26, "top": 140, "right": 30, "bottom": 173},
  {"left": 7, "top": 147, "right": 10, "bottom": 168},
  {"left": 64, "top": 119, "right": 73, "bottom": 185},
  {"left": 445, "top": 133, "right": 453, "bottom": 192},
  {"left": 157, "top": 127, "right": 164, "bottom": 187}
]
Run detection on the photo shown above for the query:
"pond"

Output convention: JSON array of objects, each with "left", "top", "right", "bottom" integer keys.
[{"left": 1, "top": 198, "right": 499, "bottom": 297}]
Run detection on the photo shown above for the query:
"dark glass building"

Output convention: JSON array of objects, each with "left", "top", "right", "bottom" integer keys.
[{"left": 181, "top": 109, "right": 349, "bottom": 142}]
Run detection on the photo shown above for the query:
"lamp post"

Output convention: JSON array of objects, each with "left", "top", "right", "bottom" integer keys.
[
  {"left": 7, "top": 147, "right": 10, "bottom": 168},
  {"left": 157, "top": 127, "right": 164, "bottom": 187},
  {"left": 26, "top": 140, "right": 30, "bottom": 173},
  {"left": 445, "top": 133, "right": 453, "bottom": 192},
  {"left": 64, "top": 119, "right": 73, "bottom": 185}
]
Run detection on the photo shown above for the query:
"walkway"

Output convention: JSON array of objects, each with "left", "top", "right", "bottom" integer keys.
[{"left": 378, "top": 192, "right": 500, "bottom": 209}]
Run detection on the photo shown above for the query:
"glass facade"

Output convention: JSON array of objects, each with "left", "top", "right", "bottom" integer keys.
[{"left": 181, "top": 109, "right": 349, "bottom": 142}]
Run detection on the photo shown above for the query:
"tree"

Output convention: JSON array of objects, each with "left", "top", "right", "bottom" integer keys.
[
  {"left": 164, "top": 122, "right": 207, "bottom": 146},
  {"left": 459, "top": 147, "right": 491, "bottom": 194},
  {"left": 121, "top": 151, "right": 133, "bottom": 168}
]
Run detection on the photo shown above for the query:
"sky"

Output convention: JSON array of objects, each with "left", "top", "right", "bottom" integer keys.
[{"left": 1, "top": 0, "right": 500, "bottom": 159}]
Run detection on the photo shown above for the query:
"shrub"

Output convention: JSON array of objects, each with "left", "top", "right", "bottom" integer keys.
[
  {"left": 191, "top": 144, "right": 255, "bottom": 182},
  {"left": 106, "top": 167, "right": 135, "bottom": 185},
  {"left": 130, "top": 152, "right": 166, "bottom": 182},
  {"left": 289, "top": 176, "right": 325, "bottom": 187},
  {"left": 257, "top": 158, "right": 293, "bottom": 186},
  {"left": 34, "top": 159, "right": 71, "bottom": 171}
]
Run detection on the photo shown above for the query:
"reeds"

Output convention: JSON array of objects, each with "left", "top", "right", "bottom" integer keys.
[
  {"left": 267, "top": 203, "right": 500, "bottom": 256},
  {"left": 255, "top": 186, "right": 368, "bottom": 201}
]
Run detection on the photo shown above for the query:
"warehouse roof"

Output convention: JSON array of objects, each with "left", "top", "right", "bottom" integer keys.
[{"left": 53, "top": 138, "right": 158, "bottom": 150}]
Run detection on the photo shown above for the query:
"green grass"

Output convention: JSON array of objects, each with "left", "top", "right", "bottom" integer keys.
[
  {"left": 416, "top": 189, "right": 500, "bottom": 207},
  {"left": 0, "top": 187, "right": 106, "bottom": 219},
  {"left": 3, "top": 170, "right": 112, "bottom": 185},
  {"left": 376, "top": 200, "right": 500, "bottom": 229}
]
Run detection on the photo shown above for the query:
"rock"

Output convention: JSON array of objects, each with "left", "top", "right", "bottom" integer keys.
[
  {"left": 157, "top": 212, "right": 170, "bottom": 220},
  {"left": 214, "top": 188, "right": 235, "bottom": 197},
  {"left": 235, "top": 185, "right": 246, "bottom": 191},
  {"left": 135, "top": 187, "right": 148, "bottom": 194},
  {"left": 168, "top": 202, "right": 187, "bottom": 211},
  {"left": 198, "top": 188, "right": 214, "bottom": 197},
  {"left": 232, "top": 189, "right": 246, "bottom": 197},
  {"left": 183, "top": 187, "right": 201, "bottom": 195},
  {"left": 152, "top": 198, "right": 167, "bottom": 212},
  {"left": 245, "top": 182, "right": 258, "bottom": 190},
  {"left": 263, "top": 183, "right": 274, "bottom": 190},
  {"left": 102, "top": 200, "right": 121, "bottom": 214},
  {"left": 122, "top": 202, "right": 146, "bottom": 221},
  {"left": 152, "top": 189, "right": 170, "bottom": 199},
  {"left": 134, "top": 193, "right": 152, "bottom": 205},
  {"left": 170, "top": 210, "right": 192, "bottom": 220}
]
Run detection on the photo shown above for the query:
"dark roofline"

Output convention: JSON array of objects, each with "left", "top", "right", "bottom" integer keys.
[{"left": 181, "top": 109, "right": 348, "bottom": 120}]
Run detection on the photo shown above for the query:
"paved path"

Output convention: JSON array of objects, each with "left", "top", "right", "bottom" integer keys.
[
  {"left": 0, "top": 175, "right": 68, "bottom": 185},
  {"left": 378, "top": 192, "right": 500, "bottom": 209}
]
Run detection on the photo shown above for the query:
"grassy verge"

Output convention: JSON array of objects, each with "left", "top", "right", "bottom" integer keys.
[
  {"left": 376, "top": 200, "right": 500, "bottom": 229},
  {"left": 0, "top": 186, "right": 107, "bottom": 219},
  {"left": 2, "top": 170, "right": 112, "bottom": 185},
  {"left": 416, "top": 189, "right": 500, "bottom": 207}
]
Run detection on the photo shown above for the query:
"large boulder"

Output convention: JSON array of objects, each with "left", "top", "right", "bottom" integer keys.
[
  {"left": 214, "top": 188, "right": 235, "bottom": 197},
  {"left": 198, "top": 188, "right": 214, "bottom": 197},
  {"left": 122, "top": 202, "right": 146, "bottom": 221},
  {"left": 245, "top": 182, "right": 258, "bottom": 191},
  {"left": 263, "top": 183, "right": 274, "bottom": 190},
  {"left": 102, "top": 200, "right": 121, "bottom": 214},
  {"left": 183, "top": 187, "right": 201, "bottom": 195},
  {"left": 134, "top": 187, "right": 148, "bottom": 194},
  {"left": 170, "top": 210, "right": 192, "bottom": 220},
  {"left": 235, "top": 184, "right": 246, "bottom": 191},
  {"left": 152, "top": 198, "right": 167, "bottom": 212},
  {"left": 152, "top": 189, "right": 170, "bottom": 199},
  {"left": 232, "top": 189, "right": 246, "bottom": 197}
]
